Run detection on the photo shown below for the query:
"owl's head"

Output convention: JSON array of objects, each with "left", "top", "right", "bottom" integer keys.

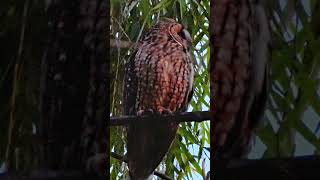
[{"left": 158, "top": 18, "right": 192, "bottom": 50}]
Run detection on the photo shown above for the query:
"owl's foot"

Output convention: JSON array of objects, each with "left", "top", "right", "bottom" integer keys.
[
  {"left": 137, "top": 109, "right": 154, "bottom": 117},
  {"left": 156, "top": 106, "right": 173, "bottom": 115}
]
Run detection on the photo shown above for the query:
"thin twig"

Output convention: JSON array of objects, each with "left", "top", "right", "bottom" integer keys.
[
  {"left": 110, "top": 39, "right": 136, "bottom": 49},
  {"left": 109, "top": 111, "right": 210, "bottom": 126},
  {"left": 110, "top": 152, "right": 173, "bottom": 180},
  {"left": 5, "top": 0, "right": 30, "bottom": 170}
]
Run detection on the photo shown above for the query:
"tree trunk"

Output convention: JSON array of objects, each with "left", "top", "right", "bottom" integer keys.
[{"left": 38, "top": 0, "right": 108, "bottom": 178}]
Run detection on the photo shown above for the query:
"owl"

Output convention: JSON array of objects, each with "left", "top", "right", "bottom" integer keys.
[
  {"left": 123, "top": 18, "right": 194, "bottom": 179},
  {"left": 212, "top": 0, "right": 271, "bottom": 158}
]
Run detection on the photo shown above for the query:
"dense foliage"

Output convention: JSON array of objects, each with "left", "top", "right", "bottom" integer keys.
[{"left": 252, "top": 0, "right": 320, "bottom": 158}]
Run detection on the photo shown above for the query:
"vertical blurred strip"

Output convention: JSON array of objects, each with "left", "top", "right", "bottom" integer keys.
[{"left": 211, "top": 0, "right": 270, "bottom": 177}]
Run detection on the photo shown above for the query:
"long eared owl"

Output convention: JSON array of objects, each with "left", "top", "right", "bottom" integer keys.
[{"left": 123, "top": 18, "right": 194, "bottom": 179}]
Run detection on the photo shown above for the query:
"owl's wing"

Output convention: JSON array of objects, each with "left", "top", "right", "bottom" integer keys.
[
  {"left": 179, "top": 80, "right": 194, "bottom": 112},
  {"left": 179, "top": 54, "right": 195, "bottom": 112},
  {"left": 220, "top": 2, "right": 271, "bottom": 157},
  {"left": 123, "top": 50, "right": 137, "bottom": 116},
  {"left": 221, "top": 62, "right": 269, "bottom": 157}
]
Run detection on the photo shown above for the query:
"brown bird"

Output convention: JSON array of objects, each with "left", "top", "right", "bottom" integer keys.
[
  {"left": 123, "top": 18, "right": 194, "bottom": 179},
  {"left": 212, "top": 0, "right": 271, "bottom": 158}
]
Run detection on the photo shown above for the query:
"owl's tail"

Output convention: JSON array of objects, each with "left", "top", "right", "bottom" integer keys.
[
  {"left": 129, "top": 171, "right": 154, "bottom": 180},
  {"left": 127, "top": 119, "right": 178, "bottom": 180}
]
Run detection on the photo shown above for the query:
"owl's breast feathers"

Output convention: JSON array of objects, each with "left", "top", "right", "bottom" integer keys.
[{"left": 123, "top": 19, "right": 194, "bottom": 179}]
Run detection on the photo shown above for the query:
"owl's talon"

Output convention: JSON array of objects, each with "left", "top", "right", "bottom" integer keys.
[
  {"left": 163, "top": 110, "right": 173, "bottom": 115},
  {"left": 136, "top": 110, "right": 144, "bottom": 117},
  {"left": 137, "top": 109, "right": 154, "bottom": 117},
  {"left": 157, "top": 107, "right": 172, "bottom": 115}
]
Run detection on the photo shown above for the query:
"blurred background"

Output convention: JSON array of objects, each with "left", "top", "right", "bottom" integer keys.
[
  {"left": 0, "top": 0, "right": 107, "bottom": 179},
  {"left": 249, "top": 0, "right": 320, "bottom": 159}
]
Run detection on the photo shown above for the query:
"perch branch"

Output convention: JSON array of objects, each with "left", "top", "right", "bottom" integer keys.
[
  {"left": 109, "top": 111, "right": 210, "bottom": 126},
  {"left": 0, "top": 170, "right": 101, "bottom": 180},
  {"left": 214, "top": 156, "right": 320, "bottom": 179},
  {"left": 110, "top": 152, "right": 172, "bottom": 180}
]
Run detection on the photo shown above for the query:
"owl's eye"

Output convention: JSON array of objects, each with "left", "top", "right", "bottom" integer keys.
[
  {"left": 179, "top": 29, "right": 192, "bottom": 49},
  {"left": 180, "top": 29, "right": 192, "bottom": 43}
]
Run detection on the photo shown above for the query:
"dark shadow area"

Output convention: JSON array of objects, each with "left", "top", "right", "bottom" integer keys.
[{"left": 0, "top": 0, "right": 109, "bottom": 179}]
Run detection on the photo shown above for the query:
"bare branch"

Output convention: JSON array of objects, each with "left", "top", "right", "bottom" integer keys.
[
  {"left": 1, "top": 170, "right": 100, "bottom": 180},
  {"left": 215, "top": 156, "right": 320, "bottom": 179},
  {"left": 110, "top": 152, "right": 173, "bottom": 180},
  {"left": 109, "top": 111, "right": 210, "bottom": 126}
]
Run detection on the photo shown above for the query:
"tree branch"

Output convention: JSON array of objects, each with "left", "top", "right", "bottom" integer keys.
[
  {"left": 109, "top": 111, "right": 210, "bottom": 126},
  {"left": 214, "top": 156, "right": 320, "bottom": 179},
  {"left": 110, "top": 152, "right": 173, "bottom": 180},
  {"left": 0, "top": 170, "right": 100, "bottom": 180}
]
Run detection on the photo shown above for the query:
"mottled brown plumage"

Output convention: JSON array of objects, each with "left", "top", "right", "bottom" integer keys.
[
  {"left": 212, "top": 0, "right": 270, "bottom": 158},
  {"left": 123, "top": 18, "right": 194, "bottom": 179}
]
